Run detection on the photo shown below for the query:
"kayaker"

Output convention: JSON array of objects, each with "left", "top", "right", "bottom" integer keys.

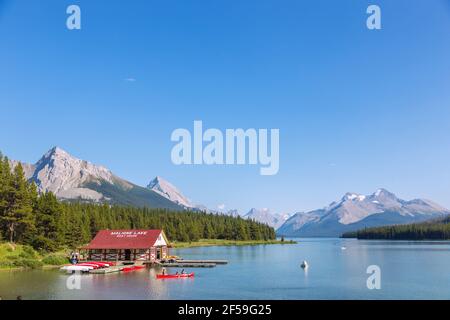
[
  {"left": 181, "top": 269, "right": 186, "bottom": 275},
  {"left": 162, "top": 268, "right": 166, "bottom": 275}
]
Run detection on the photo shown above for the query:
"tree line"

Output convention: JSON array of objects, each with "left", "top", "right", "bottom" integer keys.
[
  {"left": 0, "top": 153, "right": 275, "bottom": 252},
  {"left": 342, "top": 216, "right": 450, "bottom": 240}
]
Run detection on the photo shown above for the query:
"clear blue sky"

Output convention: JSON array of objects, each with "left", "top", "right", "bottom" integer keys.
[{"left": 1, "top": 0, "right": 450, "bottom": 214}]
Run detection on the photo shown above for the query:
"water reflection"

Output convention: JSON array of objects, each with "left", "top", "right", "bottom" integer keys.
[{"left": 2, "top": 239, "right": 450, "bottom": 300}]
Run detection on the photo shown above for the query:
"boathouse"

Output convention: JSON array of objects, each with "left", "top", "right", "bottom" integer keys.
[{"left": 83, "top": 229, "right": 169, "bottom": 262}]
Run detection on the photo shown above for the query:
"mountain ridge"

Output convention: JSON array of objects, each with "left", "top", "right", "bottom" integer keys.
[
  {"left": 244, "top": 208, "right": 291, "bottom": 229},
  {"left": 277, "top": 189, "right": 450, "bottom": 237},
  {"left": 8, "top": 147, "right": 449, "bottom": 233},
  {"left": 10, "top": 147, "right": 183, "bottom": 210},
  {"left": 147, "top": 176, "right": 194, "bottom": 208}
]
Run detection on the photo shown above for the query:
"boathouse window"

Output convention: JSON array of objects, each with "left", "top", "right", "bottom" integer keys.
[{"left": 106, "top": 249, "right": 118, "bottom": 254}]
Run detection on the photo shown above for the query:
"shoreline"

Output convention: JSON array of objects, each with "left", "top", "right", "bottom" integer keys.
[
  {"left": 0, "top": 265, "right": 62, "bottom": 272},
  {"left": 0, "top": 239, "right": 296, "bottom": 271},
  {"left": 0, "top": 243, "right": 69, "bottom": 272},
  {"left": 170, "top": 239, "right": 297, "bottom": 249}
]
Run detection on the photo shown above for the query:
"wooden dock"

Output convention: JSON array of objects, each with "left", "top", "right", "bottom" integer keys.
[
  {"left": 158, "top": 262, "right": 216, "bottom": 268},
  {"left": 157, "top": 259, "right": 228, "bottom": 268},
  {"left": 177, "top": 259, "right": 228, "bottom": 265},
  {"left": 89, "top": 266, "right": 123, "bottom": 274},
  {"left": 85, "top": 258, "right": 229, "bottom": 273}
]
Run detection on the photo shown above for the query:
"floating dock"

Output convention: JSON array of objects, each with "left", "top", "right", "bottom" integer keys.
[
  {"left": 157, "top": 259, "right": 228, "bottom": 268},
  {"left": 158, "top": 262, "right": 216, "bottom": 268},
  {"left": 176, "top": 259, "right": 228, "bottom": 265},
  {"left": 89, "top": 266, "right": 123, "bottom": 274},
  {"left": 81, "top": 258, "right": 229, "bottom": 273}
]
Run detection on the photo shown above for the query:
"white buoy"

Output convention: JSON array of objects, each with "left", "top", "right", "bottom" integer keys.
[{"left": 301, "top": 260, "right": 309, "bottom": 269}]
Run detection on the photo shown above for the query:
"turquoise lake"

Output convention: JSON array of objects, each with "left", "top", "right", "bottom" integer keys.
[{"left": 1, "top": 238, "right": 450, "bottom": 300}]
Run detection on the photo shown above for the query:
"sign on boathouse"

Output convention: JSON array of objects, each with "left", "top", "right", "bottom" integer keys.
[{"left": 82, "top": 229, "right": 169, "bottom": 262}]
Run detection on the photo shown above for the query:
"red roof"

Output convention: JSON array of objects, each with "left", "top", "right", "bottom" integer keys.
[{"left": 84, "top": 230, "right": 165, "bottom": 249}]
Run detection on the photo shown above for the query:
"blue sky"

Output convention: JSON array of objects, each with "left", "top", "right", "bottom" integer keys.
[{"left": 1, "top": 0, "right": 450, "bottom": 214}]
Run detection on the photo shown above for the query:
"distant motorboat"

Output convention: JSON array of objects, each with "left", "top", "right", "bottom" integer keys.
[
  {"left": 301, "top": 261, "right": 309, "bottom": 269},
  {"left": 341, "top": 247, "right": 347, "bottom": 250}
]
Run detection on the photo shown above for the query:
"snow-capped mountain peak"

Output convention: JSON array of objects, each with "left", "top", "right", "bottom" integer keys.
[
  {"left": 277, "top": 188, "right": 450, "bottom": 237},
  {"left": 244, "top": 208, "right": 290, "bottom": 229},
  {"left": 342, "top": 192, "right": 366, "bottom": 202},
  {"left": 147, "top": 176, "right": 193, "bottom": 208},
  {"left": 247, "top": 208, "right": 270, "bottom": 215},
  {"left": 372, "top": 188, "right": 397, "bottom": 199},
  {"left": 227, "top": 209, "right": 240, "bottom": 217}
]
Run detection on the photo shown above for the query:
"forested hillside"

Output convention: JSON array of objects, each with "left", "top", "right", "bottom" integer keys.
[
  {"left": 342, "top": 215, "right": 450, "bottom": 240},
  {"left": 0, "top": 153, "right": 275, "bottom": 252}
]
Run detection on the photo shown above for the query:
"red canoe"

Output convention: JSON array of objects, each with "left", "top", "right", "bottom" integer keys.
[
  {"left": 156, "top": 273, "right": 195, "bottom": 279},
  {"left": 122, "top": 265, "right": 146, "bottom": 272}
]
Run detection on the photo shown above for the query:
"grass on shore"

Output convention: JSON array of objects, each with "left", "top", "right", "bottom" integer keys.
[
  {"left": 0, "top": 243, "right": 68, "bottom": 271},
  {"left": 170, "top": 239, "right": 297, "bottom": 249},
  {"left": 0, "top": 239, "right": 297, "bottom": 269}
]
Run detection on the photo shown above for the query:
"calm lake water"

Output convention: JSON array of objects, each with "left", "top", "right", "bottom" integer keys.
[{"left": 1, "top": 238, "right": 450, "bottom": 300}]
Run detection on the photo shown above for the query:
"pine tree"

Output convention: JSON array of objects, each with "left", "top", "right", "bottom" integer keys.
[
  {"left": 33, "top": 192, "right": 62, "bottom": 250},
  {"left": 0, "top": 152, "right": 276, "bottom": 249},
  {"left": 0, "top": 154, "right": 7, "bottom": 240},
  {"left": 0, "top": 163, "right": 35, "bottom": 243}
]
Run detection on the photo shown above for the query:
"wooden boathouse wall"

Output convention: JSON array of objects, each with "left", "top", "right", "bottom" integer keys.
[{"left": 83, "top": 230, "right": 170, "bottom": 262}]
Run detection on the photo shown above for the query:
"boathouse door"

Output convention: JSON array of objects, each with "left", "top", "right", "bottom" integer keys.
[
  {"left": 124, "top": 249, "right": 131, "bottom": 261},
  {"left": 156, "top": 247, "right": 161, "bottom": 260}
]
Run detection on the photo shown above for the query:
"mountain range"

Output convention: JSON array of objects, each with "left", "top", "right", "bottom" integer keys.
[
  {"left": 10, "top": 147, "right": 183, "bottom": 210},
  {"left": 243, "top": 208, "right": 291, "bottom": 230},
  {"left": 147, "top": 176, "right": 194, "bottom": 209},
  {"left": 277, "top": 189, "right": 450, "bottom": 237},
  {"left": 7, "top": 147, "right": 450, "bottom": 235}
]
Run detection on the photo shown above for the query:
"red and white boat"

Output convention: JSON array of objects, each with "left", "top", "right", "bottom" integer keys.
[
  {"left": 156, "top": 273, "right": 195, "bottom": 279},
  {"left": 60, "top": 261, "right": 114, "bottom": 273}
]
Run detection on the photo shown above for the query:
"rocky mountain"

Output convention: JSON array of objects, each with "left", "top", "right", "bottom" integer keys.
[
  {"left": 11, "top": 148, "right": 447, "bottom": 234},
  {"left": 277, "top": 189, "right": 450, "bottom": 237},
  {"left": 147, "top": 176, "right": 194, "bottom": 208},
  {"left": 226, "top": 209, "right": 240, "bottom": 217},
  {"left": 146, "top": 177, "right": 225, "bottom": 214},
  {"left": 244, "top": 208, "right": 290, "bottom": 229},
  {"left": 11, "top": 147, "right": 183, "bottom": 210}
]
